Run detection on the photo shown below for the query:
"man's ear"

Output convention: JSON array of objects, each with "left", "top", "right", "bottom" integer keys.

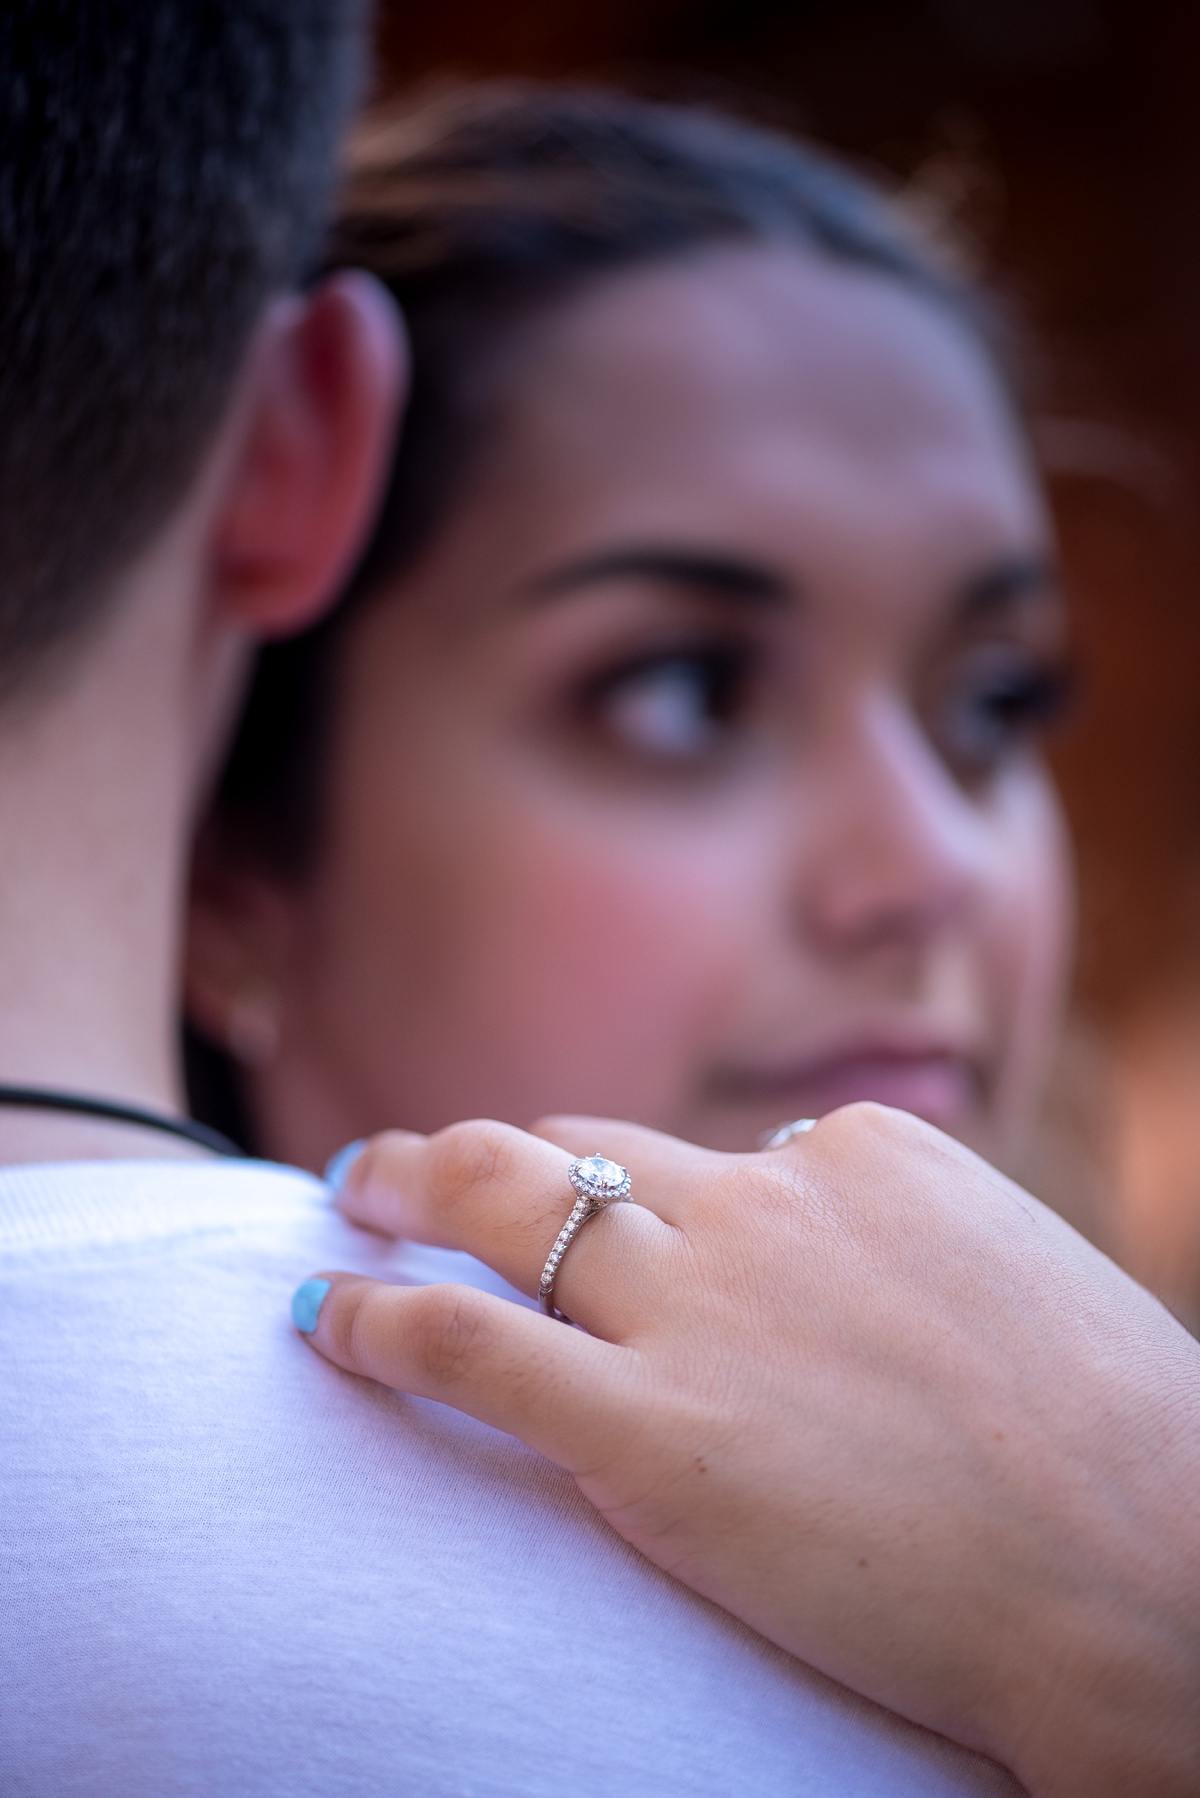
[{"left": 212, "top": 270, "right": 408, "bottom": 638}]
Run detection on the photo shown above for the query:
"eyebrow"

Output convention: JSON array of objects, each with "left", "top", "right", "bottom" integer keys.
[
  {"left": 524, "top": 546, "right": 789, "bottom": 608},
  {"left": 523, "top": 543, "right": 1058, "bottom": 622},
  {"left": 956, "top": 553, "right": 1061, "bottom": 618}
]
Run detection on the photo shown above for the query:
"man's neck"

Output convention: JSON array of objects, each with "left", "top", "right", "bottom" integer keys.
[{"left": 0, "top": 511, "right": 247, "bottom": 1165}]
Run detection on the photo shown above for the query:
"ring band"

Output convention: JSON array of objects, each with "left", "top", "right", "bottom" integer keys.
[
  {"left": 539, "top": 1153, "right": 632, "bottom": 1323},
  {"left": 758, "top": 1117, "right": 818, "bottom": 1150}
]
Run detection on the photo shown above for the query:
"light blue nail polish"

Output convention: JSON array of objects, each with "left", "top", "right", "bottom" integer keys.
[
  {"left": 292, "top": 1277, "right": 332, "bottom": 1335},
  {"left": 324, "top": 1139, "right": 366, "bottom": 1192}
]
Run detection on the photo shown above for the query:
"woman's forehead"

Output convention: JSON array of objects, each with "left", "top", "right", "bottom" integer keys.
[
  {"left": 494, "top": 243, "right": 1030, "bottom": 488},
  {"left": 372, "top": 244, "right": 1050, "bottom": 642},
  {"left": 422, "top": 247, "right": 1045, "bottom": 601}
]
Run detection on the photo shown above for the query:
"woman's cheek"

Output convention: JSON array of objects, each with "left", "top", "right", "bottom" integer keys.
[
  {"left": 985, "top": 769, "right": 1076, "bottom": 1159},
  {"left": 490, "top": 828, "right": 756, "bottom": 1117}
]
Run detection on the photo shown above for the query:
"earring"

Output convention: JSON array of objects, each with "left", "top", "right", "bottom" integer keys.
[{"left": 225, "top": 989, "right": 280, "bottom": 1068}]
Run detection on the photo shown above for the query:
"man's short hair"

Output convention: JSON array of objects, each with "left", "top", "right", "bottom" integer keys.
[{"left": 0, "top": 0, "right": 368, "bottom": 691}]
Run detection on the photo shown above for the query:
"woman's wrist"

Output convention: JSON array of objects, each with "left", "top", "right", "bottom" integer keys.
[
  {"left": 1012, "top": 1618, "right": 1200, "bottom": 1797},
  {"left": 993, "top": 1386, "right": 1200, "bottom": 1795}
]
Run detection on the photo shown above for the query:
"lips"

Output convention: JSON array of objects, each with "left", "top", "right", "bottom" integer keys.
[{"left": 714, "top": 1049, "right": 979, "bottom": 1132}]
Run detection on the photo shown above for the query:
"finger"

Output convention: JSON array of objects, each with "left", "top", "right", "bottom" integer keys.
[
  {"left": 293, "top": 1271, "right": 639, "bottom": 1473},
  {"left": 528, "top": 1116, "right": 715, "bottom": 1224},
  {"left": 335, "top": 1121, "right": 677, "bottom": 1337}
]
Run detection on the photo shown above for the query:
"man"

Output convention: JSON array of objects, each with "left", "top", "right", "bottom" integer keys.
[{"left": 0, "top": 6, "right": 1016, "bottom": 1792}]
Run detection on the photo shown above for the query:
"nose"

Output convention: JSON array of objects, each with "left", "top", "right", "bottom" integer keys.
[{"left": 798, "top": 691, "right": 990, "bottom": 958}]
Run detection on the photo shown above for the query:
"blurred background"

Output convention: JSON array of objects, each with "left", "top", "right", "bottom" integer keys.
[{"left": 375, "top": 0, "right": 1200, "bottom": 1325}]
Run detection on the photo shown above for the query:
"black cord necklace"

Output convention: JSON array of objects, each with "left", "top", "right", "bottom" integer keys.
[{"left": 0, "top": 1084, "right": 243, "bottom": 1157}]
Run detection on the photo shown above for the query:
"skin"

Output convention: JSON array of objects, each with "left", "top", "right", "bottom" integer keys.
[
  {"left": 298, "top": 1107, "right": 1200, "bottom": 1798},
  {"left": 32, "top": 242, "right": 1180, "bottom": 1798},
  {"left": 186, "top": 246, "right": 1075, "bottom": 1176},
  {"left": 0, "top": 272, "right": 403, "bottom": 1165}
]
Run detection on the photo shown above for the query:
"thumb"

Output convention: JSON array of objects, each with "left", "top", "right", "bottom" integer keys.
[{"left": 291, "top": 1272, "right": 631, "bottom": 1471}]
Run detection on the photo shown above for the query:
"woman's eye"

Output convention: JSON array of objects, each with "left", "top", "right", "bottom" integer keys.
[
  {"left": 932, "top": 649, "right": 1074, "bottom": 778},
  {"left": 586, "top": 647, "right": 754, "bottom": 761}
]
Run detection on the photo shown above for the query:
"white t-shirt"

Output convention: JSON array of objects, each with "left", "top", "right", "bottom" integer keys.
[{"left": 0, "top": 1158, "right": 1019, "bottom": 1797}]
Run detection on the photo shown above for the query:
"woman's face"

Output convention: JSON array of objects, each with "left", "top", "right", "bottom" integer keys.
[{"left": 198, "top": 246, "right": 1074, "bottom": 1171}]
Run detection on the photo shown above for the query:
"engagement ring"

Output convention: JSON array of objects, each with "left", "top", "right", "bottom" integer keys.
[{"left": 539, "top": 1154, "right": 631, "bottom": 1323}]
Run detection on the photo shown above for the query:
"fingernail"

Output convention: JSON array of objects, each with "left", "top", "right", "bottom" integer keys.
[
  {"left": 324, "top": 1139, "right": 366, "bottom": 1193},
  {"left": 291, "top": 1277, "right": 332, "bottom": 1335}
]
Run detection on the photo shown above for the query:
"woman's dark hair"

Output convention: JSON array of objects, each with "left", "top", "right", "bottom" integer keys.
[{"left": 187, "top": 79, "right": 1005, "bottom": 1133}]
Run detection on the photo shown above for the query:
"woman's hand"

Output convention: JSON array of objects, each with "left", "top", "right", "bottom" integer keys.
[{"left": 295, "top": 1103, "right": 1200, "bottom": 1797}]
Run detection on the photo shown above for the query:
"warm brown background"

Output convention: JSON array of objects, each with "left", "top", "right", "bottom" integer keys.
[{"left": 375, "top": 0, "right": 1200, "bottom": 1322}]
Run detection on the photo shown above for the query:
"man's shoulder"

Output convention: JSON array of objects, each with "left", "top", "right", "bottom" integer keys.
[
  {"left": 0, "top": 1152, "right": 1018, "bottom": 1798},
  {"left": 0, "top": 1154, "right": 327, "bottom": 1258}
]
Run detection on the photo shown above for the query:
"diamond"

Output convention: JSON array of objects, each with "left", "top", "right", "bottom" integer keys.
[
  {"left": 579, "top": 1155, "right": 622, "bottom": 1188},
  {"left": 568, "top": 1153, "right": 631, "bottom": 1205}
]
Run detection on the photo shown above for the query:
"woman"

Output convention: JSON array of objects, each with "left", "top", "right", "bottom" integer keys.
[
  {"left": 186, "top": 87, "right": 1200, "bottom": 1789},
  {"left": 186, "top": 83, "right": 1074, "bottom": 1197}
]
